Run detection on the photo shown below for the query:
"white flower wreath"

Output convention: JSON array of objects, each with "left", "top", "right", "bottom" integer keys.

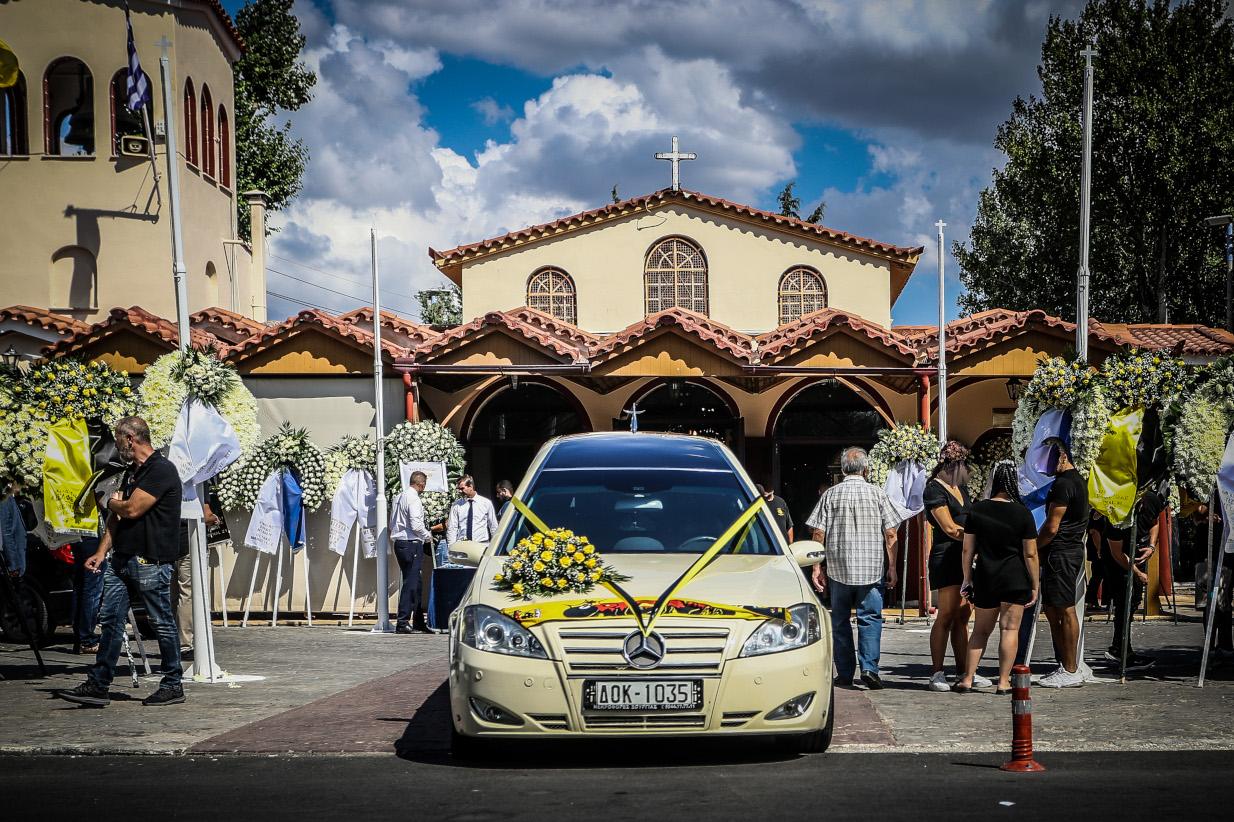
[
  {"left": 383, "top": 420, "right": 466, "bottom": 526},
  {"left": 1173, "top": 356, "right": 1234, "bottom": 501},
  {"left": 325, "top": 434, "right": 377, "bottom": 492},
  {"left": 138, "top": 346, "right": 259, "bottom": 453},
  {"left": 867, "top": 423, "right": 939, "bottom": 489},
  {"left": 1011, "top": 356, "right": 1111, "bottom": 478},
  {"left": 216, "top": 422, "right": 330, "bottom": 512}
]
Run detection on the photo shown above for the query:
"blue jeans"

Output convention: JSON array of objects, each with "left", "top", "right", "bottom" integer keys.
[
  {"left": 828, "top": 577, "right": 885, "bottom": 680},
  {"left": 87, "top": 554, "right": 182, "bottom": 691},
  {"left": 72, "top": 539, "right": 106, "bottom": 647}
]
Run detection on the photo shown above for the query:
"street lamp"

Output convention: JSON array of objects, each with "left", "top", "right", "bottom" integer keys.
[
  {"left": 1204, "top": 214, "right": 1233, "bottom": 332},
  {"left": 1005, "top": 377, "right": 1023, "bottom": 403},
  {"left": 2, "top": 345, "right": 19, "bottom": 369}
]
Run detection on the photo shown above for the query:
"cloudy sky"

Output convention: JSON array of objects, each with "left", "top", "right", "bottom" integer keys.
[{"left": 220, "top": 0, "right": 1088, "bottom": 327}]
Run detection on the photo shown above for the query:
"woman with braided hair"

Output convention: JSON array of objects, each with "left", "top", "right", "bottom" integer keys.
[{"left": 954, "top": 461, "right": 1040, "bottom": 694}]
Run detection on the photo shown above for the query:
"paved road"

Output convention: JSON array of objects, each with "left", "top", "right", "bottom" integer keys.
[{"left": 3, "top": 751, "right": 1231, "bottom": 821}]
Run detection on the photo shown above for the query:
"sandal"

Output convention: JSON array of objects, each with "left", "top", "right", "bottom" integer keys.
[
  {"left": 79, "top": 644, "right": 99, "bottom": 655},
  {"left": 995, "top": 687, "right": 1013, "bottom": 695}
]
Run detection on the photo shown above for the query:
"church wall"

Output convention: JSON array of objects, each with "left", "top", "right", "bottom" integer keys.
[
  {"left": 0, "top": 0, "right": 249, "bottom": 324},
  {"left": 459, "top": 205, "right": 895, "bottom": 333}
]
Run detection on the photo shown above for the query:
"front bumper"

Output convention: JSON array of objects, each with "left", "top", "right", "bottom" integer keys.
[{"left": 448, "top": 617, "right": 833, "bottom": 738}]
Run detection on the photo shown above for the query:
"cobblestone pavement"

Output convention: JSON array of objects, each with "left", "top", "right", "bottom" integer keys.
[{"left": 0, "top": 614, "right": 1229, "bottom": 755}]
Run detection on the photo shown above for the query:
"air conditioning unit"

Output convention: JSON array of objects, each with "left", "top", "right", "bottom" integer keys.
[{"left": 118, "top": 135, "right": 150, "bottom": 157}]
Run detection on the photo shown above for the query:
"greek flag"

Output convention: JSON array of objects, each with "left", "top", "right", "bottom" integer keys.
[{"left": 124, "top": 3, "right": 151, "bottom": 111}]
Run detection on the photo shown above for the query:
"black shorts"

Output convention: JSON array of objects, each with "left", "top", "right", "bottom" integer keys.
[
  {"left": 972, "top": 586, "right": 1032, "bottom": 610},
  {"left": 929, "top": 541, "right": 965, "bottom": 590},
  {"left": 1040, "top": 546, "right": 1085, "bottom": 608}
]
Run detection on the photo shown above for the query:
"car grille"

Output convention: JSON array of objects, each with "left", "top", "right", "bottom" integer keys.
[
  {"left": 720, "top": 711, "right": 760, "bottom": 728},
  {"left": 527, "top": 713, "right": 570, "bottom": 731},
  {"left": 555, "top": 626, "right": 730, "bottom": 675},
  {"left": 583, "top": 714, "right": 708, "bottom": 731}
]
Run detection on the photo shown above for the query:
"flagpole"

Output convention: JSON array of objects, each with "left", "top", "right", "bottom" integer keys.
[
  {"left": 1118, "top": 504, "right": 1140, "bottom": 683},
  {"left": 1199, "top": 493, "right": 1218, "bottom": 687},
  {"left": 1076, "top": 44, "right": 1097, "bottom": 363},
  {"left": 348, "top": 469, "right": 361, "bottom": 628},
  {"left": 371, "top": 229, "right": 394, "bottom": 632},
  {"left": 936, "top": 220, "right": 948, "bottom": 443}
]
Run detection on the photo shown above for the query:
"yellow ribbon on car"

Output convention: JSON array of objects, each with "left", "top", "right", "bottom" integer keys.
[
  {"left": 502, "top": 597, "right": 787, "bottom": 628},
  {"left": 509, "top": 494, "right": 778, "bottom": 636}
]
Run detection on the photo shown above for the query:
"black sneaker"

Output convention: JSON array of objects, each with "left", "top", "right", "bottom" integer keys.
[
  {"left": 1103, "top": 648, "right": 1156, "bottom": 671},
  {"left": 59, "top": 681, "right": 111, "bottom": 707},
  {"left": 142, "top": 686, "right": 186, "bottom": 706},
  {"left": 860, "top": 670, "right": 884, "bottom": 690}
]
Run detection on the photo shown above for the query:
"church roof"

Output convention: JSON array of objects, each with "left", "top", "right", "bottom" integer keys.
[
  {"left": 757, "top": 308, "right": 919, "bottom": 362},
  {"left": 590, "top": 307, "right": 757, "bottom": 362},
  {"left": 337, "top": 307, "right": 441, "bottom": 348},
  {"left": 1105, "top": 323, "right": 1234, "bottom": 358},
  {"left": 189, "top": 307, "right": 267, "bottom": 344},
  {"left": 411, "top": 311, "right": 592, "bottom": 363},
  {"left": 179, "top": 0, "right": 246, "bottom": 55},
  {"left": 921, "top": 309, "right": 1139, "bottom": 361},
  {"left": 227, "top": 309, "right": 410, "bottom": 361},
  {"left": 428, "top": 188, "right": 923, "bottom": 298},
  {"left": 41, "top": 306, "right": 218, "bottom": 360},
  {"left": 0, "top": 305, "right": 88, "bottom": 336}
]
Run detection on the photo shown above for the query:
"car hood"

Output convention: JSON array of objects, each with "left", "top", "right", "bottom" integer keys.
[{"left": 471, "top": 553, "right": 811, "bottom": 612}]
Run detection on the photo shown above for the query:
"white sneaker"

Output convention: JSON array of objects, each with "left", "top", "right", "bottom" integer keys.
[
  {"left": 971, "top": 673, "right": 994, "bottom": 689},
  {"left": 1037, "top": 666, "right": 1084, "bottom": 688},
  {"left": 928, "top": 671, "right": 950, "bottom": 692}
]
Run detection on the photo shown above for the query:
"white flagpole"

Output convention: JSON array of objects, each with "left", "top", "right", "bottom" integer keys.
[
  {"left": 302, "top": 542, "right": 312, "bottom": 626},
  {"left": 271, "top": 533, "right": 284, "bottom": 628},
  {"left": 936, "top": 220, "right": 948, "bottom": 443},
  {"left": 348, "top": 469, "right": 361, "bottom": 627},
  {"left": 371, "top": 229, "right": 394, "bottom": 633},
  {"left": 215, "top": 544, "right": 229, "bottom": 627},
  {"left": 1199, "top": 492, "right": 1218, "bottom": 687},
  {"left": 242, "top": 552, "right": 259, "bottom": 628},
  {"left": 1076, "top": 44, "right": 1097, "bottom": 363}
]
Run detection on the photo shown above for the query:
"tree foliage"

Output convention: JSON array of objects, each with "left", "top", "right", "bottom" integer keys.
[
  {"left": 955, "top": 0, "right": 1234, "bottom": 325},
  {"left": 416, "top": 284, "right": 463, "bottom": 327},
  {"left": 233, "top": 0, "right": 317, "bottom": 240},
  {"left": 776, "top": 181, "right": 825, "bottom": 223}
]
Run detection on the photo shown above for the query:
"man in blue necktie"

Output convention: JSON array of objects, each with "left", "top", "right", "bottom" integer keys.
[{"left": 447, "top": 475, "right": 498, "bottom": 548}]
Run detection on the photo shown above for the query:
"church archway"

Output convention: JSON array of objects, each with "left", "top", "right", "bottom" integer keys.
[
  {"left": 615, "top": 379, "right": 741, "bottom": 454},
  {"left": 465, "top": 379, "right": 588, "bottom": 496},
  {"left": 770, "top": 378, "right": 885, "bottom": 527}
]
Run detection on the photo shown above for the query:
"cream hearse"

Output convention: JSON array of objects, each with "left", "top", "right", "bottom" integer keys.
[{"left": 446, "top": 433, "right": 833, "bottom": 755}]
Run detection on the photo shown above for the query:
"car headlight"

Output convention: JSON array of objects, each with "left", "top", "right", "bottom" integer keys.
[
  {"left": 739, "top": 603, "right": 821, "bottom": 657},
  {"left": 460, "top": 605, "right": 548, "bottom": 659}
]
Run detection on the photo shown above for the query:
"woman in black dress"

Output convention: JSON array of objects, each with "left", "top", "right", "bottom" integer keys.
[
  {"left": 955, "top": 461, "right": 1040, "bottom": 693},
  {"left": 924, "top": 441, "right": 976, "bottom": 691}
]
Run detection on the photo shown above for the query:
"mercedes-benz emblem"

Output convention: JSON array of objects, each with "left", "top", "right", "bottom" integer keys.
[{"left": 622, "top": 631, "right": 666, "bottom": 669}]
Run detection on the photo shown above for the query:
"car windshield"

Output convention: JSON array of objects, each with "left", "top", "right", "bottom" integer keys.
[{"left": 497, "top": 467, "right": 780, "bottom": 556}]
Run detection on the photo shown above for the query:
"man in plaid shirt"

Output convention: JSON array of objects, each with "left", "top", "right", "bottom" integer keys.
[{"left": 807, "top": 447, "right": 901, "bottom": 690}]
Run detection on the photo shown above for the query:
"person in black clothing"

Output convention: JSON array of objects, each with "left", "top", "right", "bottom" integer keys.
[
  {"left": 1035, "top": 437, "right": 1090, "bottom": 688},
  {"left": 1085, "top": 510, "right": 1109, "bottom": 614},
  {"left": 59, "top": 416, "right": 185, "bottom": 708},
  {"left": 1103, "top": 490, "right": 1165, "bottom": 672},
  {"left": 955, "top": 461, "right": 1040, "bottom": 693},
  {"left": 923, "top": 441, "right": 977, "bottom": 691},
  {"left": 756, "top": 484, "right": 794, "bottom": 543}
]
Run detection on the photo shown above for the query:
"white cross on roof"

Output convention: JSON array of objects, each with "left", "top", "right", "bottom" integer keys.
[{"left": 654, "top": 136, "right": 696, "bottom": 192}]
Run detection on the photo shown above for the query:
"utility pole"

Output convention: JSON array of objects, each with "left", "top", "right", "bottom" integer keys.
[
  {"left": 1076, "top": 44, "right": 1097, "bottom": 362},
  {"left": 936, "top": 220, "right": 947, "bottom": 443},
  {"left": 371, "top": 228, "right": 393, "bottom": 633}
]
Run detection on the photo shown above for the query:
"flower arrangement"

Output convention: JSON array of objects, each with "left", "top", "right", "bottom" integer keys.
[
  {"left": 216, "top": 422, "right": 330, "bottom": 511},
  {"left": 492, "top": 527, "right": 629, "bottom": 601},
  {"left": 325, "top": 434, "right": 377, "bottom": 492},
  {"left": 1100, "top": 350, "right": 1190, "bottom": 412},
  {"left": 0, "top": 358, "right": 136, "bottom": 491},
  {"left": 867, "top": 423, "right": 939, "bottom": 487},
  {"left": 1172, "top": 356, "right": 1234, "bottom": 500},
  {"left": 138, "top": 346, "right": 259, "bottom": 453},
  {"left": 967, "top": 434, "right": 1014, "bottom": 498},
  {"left": 1012, "top": 355, "right": 1110, "bottom": 478},
  {"left": 384, "top": 420, "right": 466, "bottom": 526}
]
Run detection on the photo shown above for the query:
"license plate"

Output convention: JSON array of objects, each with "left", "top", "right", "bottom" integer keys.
[{"left": 583, "top": 679, "right": 703, "bottom": 711}]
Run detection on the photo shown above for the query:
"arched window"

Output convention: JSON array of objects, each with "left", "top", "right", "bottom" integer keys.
[
  {"left": 110, "top": 69, "right": 148, "bottom": 155},
  {"left": 777, "top": 266, "right": 827, "bottom": 325},
  {"left": 183, "top": 78, "right": 197, "bottom": 167},
  {"left": 644, "top": 237, "right": 708, "bottom": 315},
  {"left": 217, "top": 105, "right": 231, "bottom": 188},
  {"left": 200, "top": 84, "right": 214, "bottom": 178},
  {"left": 526, "top": 268, "right": 577, "bottom": 324},
  {"left": 1, "top": 71, "right": 27, "bottom": 155},
  {"left": 44, "top": 57, "right": 94, "bottom": 156}
]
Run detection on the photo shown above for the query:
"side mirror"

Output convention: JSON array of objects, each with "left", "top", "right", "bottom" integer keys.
[
  {"left": 787, "top": 540, "right": 824, "bottom": 568},
  {"left": 447, "top": 540, "right": 487, "bottom": 568}
]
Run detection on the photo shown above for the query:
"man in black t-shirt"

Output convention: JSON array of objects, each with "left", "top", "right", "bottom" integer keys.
[
  {"left": 757, "top": 484, "right": 794, "bottom": 543},
  {"left": 1103, "top": 490, "right": 1165, "bottom": 671},
  {"left": 59, "top": 416, "right": 186, "bottom": 708},
  {"left": 1036, "top": 438, "right": 1090, "bottom": 688}
]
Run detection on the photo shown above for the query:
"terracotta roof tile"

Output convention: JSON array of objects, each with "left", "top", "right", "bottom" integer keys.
[
  {"left": 411, "top": 311, "right": 589, "bottom": 363},
  {"left": 183, "top": 0, "right": 246, "bottom": 53},
  {"left": 0, "top": 305, "right": 88, "bottom": 336},
  {"left": 507, "top": 306, "right": 602, "bottom": 347},
  {"left": 590, "top": 307, "right": 756, "bottom": 362},
  {"left": 1122, "top": 324, "right": 1234, "bottom": 357},
  {"left": 190, "top": 307, "right": 266, "bottom": 344},
  {"left": 756, "top": 308, "right": 918, "bottom": 362},
  {"left": 430, "top": 188, "right": 923, "bottom": 267},
  {"left": 336, "top": 307, "right": 441, "bottom": 348},
  {"left": 227, "top": 309, "right": 409, "bottom": 360},
  {"left": 41, "top": 306, "right": 217, "bottom": 359},
  {"left": 922, "top": 309, "right": 1138, "bottom": 360}
]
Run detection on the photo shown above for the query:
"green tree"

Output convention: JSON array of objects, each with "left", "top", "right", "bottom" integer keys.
[
  {"left": 806, "top": 202, "right": 825, "bottom": 224},
  {"left": 416, "top": 284, "right": 463, "bottom": 326},
  {"left": 777, "top": 182, "right": 801, "bottom": 219},
  {"left": 233, "top": 0, "right": 317, "bottom": 240},
  {"left": 956, "top": 0, "right": 1234, "bottom": 325}
]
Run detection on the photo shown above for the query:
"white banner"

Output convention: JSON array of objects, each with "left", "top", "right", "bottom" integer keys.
[
  {"left": 1219, "top": 431, "right": 1234, "bottom": 555},
  {"left": 243, "top": 471, "right": 283, "bottom": 554},
  {"left": 400, "top": 460, "right": 448, "bottom": 493},
  {"left": 169, "top": 398, "right": 241, "bottom": 519},
  {"left": 884, "top": 459, "right": 926, "bottom": 526},
  {"left": 328, "top": 468, "right": 378, "bottom": 557}
]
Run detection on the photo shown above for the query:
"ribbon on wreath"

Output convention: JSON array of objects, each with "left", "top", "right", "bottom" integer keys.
[{"left": 509, "top": 494, "right": 780, "bottom": 636}]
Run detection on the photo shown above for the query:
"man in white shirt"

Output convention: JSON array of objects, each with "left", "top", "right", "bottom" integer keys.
[
  {"left": 447, "top": 475, "right": 498, "bottom": 546},
  {"left": 390, "top": 471, "right": 433, "bottom": 634}
]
